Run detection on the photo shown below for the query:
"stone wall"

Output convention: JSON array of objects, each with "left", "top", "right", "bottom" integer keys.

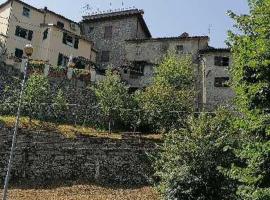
[{"left": 0, "top": 127, "right": 159, "bottom": 186}]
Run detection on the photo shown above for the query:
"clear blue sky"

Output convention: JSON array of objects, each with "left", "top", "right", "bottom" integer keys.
[{"left": 2, "top": 0, "right": 249, "bottom": 47}]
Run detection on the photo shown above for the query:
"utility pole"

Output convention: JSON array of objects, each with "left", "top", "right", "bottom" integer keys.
[{"left": 2, "top": 44, "right": 33, "bottom": 200}]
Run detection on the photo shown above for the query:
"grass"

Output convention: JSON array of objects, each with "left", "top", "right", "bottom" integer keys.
[
  {"left": 0, "top": 116, "right": 162, "bottom": 141},
  {"left": 0, "top": 184, "right": 161, "bottom": 200}
]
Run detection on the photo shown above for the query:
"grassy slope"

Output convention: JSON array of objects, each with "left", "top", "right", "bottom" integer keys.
[{"left": 0, "top": 116, "right": 162, "bottom": 141}]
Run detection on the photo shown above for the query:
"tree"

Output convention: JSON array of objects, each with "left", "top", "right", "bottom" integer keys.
[
  {"left": 23, "top": 74, "right": 50, "bottom": 121},
  {"left": 223, "top": 1, "right": 270, "bottom": 199},
  {"left": 154, "top": 109, "right": 239, "bottom": 200},
  {"left": 92, "top": 69, "right": 129, "bottom": 132},
  {"left": 139, "top": 54, "right": 195, "bottom": 132},
  {"left": 52, "top": 89, "right": 68, "bottom": 122}
]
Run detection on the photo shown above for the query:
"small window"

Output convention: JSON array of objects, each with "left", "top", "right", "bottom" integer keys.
[
  {"left": 43, "top": 28, "right": 48, "bottom": 40},
  {"left": 214, "top": 77, "right": 230, "bottom": 87},
  {"left": 101, "top": 51, "right": 110, "bottom": 62},
  {"left": 63, "top": 32, "right": 74, "bottom": 46},
  {"left": 57, "top": 21, "right": 65, "bottom": 29},
  {"left": 15, "top": 48, "right": 23, "bottom": 58},
  {"left": 88, "top": 27, "right": 94, "bottom": 34},
  {"left": 214, "top": 56, "right": 229, "bottom": 66},
  {"left": 22, "top": 7, "right": 30, "bottom": 17},
  {"left": 58, "top": 53, "right": 69, "bottom": 67},
  {"left": 104, "top": 26, "right": 112, "bottom": 39},
  {"left": 176, "top": 45, "right": 184, "bottom": 54},
  {"left": 70, "top": 23, "right": 76, "bottom": 30},
  {"left": 15, "top": 26, "right": 33, "bottom": 41}
]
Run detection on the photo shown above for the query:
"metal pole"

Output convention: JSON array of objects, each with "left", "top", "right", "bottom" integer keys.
[{"left": 2, "top": 58, "right": 29, "bottom": 200}]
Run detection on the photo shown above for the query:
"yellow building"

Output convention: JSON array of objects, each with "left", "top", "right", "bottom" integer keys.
[{"left": 0, "top": 0, "right": 96, "bottom": 67}]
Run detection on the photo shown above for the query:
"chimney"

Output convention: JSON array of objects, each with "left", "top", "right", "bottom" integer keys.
[{"left": 43, "top": 6, "right": 48, "bottom": 24}]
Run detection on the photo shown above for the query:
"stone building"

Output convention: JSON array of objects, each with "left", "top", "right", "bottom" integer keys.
[
  {"left": 81, "top": 9, "right": 151, "bottom": 72},
  {"left": 81, "top": 9, "right": 234, "bottom": 110}
]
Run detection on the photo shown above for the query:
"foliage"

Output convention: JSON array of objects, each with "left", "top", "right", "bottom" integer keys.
[
  {"left": 154, "top": 109, "right": 239, "bottom": 200},
  {"left": 139, "top": 54, "right": 195, "bottom": 132},
  {"left": 22, "top": 74, "right": 50, "bottom": 121},
  {"left": 92, "top": 68, "right": 130, "bottom": 130},
  {"left": 52, "top": 89, "right": 68, "bottom": 122},
  {"left": 224, "top": 0, "right": 270, "bottom": 199}
]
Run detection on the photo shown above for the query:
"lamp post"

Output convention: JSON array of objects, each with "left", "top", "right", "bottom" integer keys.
[{"left": 2, "top": 44, "right": 33, "bottom": 200}]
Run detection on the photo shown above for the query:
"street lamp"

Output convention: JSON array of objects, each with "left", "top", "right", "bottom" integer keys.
[{"left": 2, "top": 44, "right": 33, "bottom": 200}]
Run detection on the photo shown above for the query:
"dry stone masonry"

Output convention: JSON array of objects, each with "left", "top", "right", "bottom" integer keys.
[{"left": 0, "top": 127, "right": 159, "bottom": 186}]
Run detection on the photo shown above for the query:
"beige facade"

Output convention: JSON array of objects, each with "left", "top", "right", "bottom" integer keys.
[
  {"left": 124, "top": 36, "right": 209, "bottom": 88},
  {"left": 0, "top": 0, "right": 95, "bottom": 67},
  {"left": 199, "top": 49, "right": 234, "bottom": 110}
]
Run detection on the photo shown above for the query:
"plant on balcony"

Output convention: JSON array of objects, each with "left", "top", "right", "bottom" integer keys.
[
  {"left": 73, "top": 68, "right": 91, "bottom": 81},
  {"left": 28, "top": 60, "right": 46, "bottom": 74},
  {"left": 49, "top": 66, "right": 67, "bottom": 78}
]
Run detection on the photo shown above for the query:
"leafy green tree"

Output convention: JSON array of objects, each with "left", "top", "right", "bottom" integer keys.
[
  {"left": 223, "top": 1, "right": 270, "bottom": 199},
  {"left": 23, "top": 74, "right": 50, "bottom": 121},
  {"left": 139, "top": 54, "right": 194, "bottom": 132},
  {"left": 52, "top": 89, "right": 68, "bottom": 122},
  {"left": 154, "top": 109, "right": 239, "bottom": 200},
  {"left": 92, "top": 69, "right": 129, "bottom": 132}
]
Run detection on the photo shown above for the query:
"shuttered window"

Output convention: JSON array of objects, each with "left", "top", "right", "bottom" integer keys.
[{"left": 15, "top": 26, "right": 33, "bottom": 41}]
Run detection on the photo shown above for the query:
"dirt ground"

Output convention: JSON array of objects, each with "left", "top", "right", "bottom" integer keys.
[{"left": 0, "top": 184, "right": 160, "bottom": 200}]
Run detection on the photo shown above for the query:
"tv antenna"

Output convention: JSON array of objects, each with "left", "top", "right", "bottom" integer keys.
[{"left": 208, "top": 24, "right": 212, "bottom": 36}]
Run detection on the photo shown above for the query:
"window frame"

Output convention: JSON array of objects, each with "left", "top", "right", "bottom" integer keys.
[
  {"left": 15, "top": 48, "right": 24, "bottom": 59},
  {"left": 100, "top": 51, "right": 110, "bottom": 62},
  {"left": 15, "top": 26, "right": 33, "bottom": 41},
  {"left": 104, "top": 26, "right": 112, "bottom": 39},
  {"left": 22, "top": 7, "right": 30, "bottom": 17},
  {"left": 176, "top": 45, "right": 184, "bottom": 54},
  {"left": 214, "top": 77, "right": 230, "bottom": 87},
  {"left": 57, "top": 21, "right": 65, "bottom": 29},
  {"left": 214, "top": 56, "right": 230, "bottom": 67}
]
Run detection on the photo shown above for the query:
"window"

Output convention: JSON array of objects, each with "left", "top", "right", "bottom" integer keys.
[
  {"left": 130, "top": 61, "right": 145, "bottom": 79},
  {"left": 176, "top": 45, "right": 184, "bottom": 54},
  {"left": 100, "top": 51, "right": 110, "bottom": 62},
  {"left": 58, "top": 53, "right": 69, "bottom": 67},
  {"left": 22, "top": 7, "right": 30, "bottom": 17},
  {"left": 70, "top": 23, "right": 77, "bottom": 30},
  {"left": 104, "top": 26, "right": 112, "bottom": 39},
  {"left": 57, "top": 21, "right": 65, "bottom": 29},
  {"left": 214, "top": 77, "right": 230, "bottom": 87},
  {"left": 15, "top": 48, "right": 23, "bottom": 58},
  {"left": 15, "top": 26, "right": 33, "bottom": 41},
  {"left": 63, "top": 33, "right": 79, "bottom": 49},
  {"left": 214, "top": 56, "right": 229, "bottom": 66},
  {"left": 43, "top": 28, "right": 48, "bottom": 40},
  {"left": 88, "top": 27, "right": 94, "bottom": 34}
]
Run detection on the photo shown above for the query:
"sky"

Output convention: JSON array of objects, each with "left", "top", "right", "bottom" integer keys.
[{"left": 1, "top": 0, "right": 249, "bottom": 47}]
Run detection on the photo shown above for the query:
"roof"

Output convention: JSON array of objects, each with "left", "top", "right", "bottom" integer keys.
[
  {"left": 199, "top": 47, "right": 231, "bottom": 54},
  {"left": 126, "top": 35, "right": 209, "bottom": 43},
  {"left": 0, "top": 0, "right": 78, "bottom": 25},
  {"left": 82, "top": 9, "right": 151, "bottom": 38},
  {"left": 39, "top": 8, "right": 78, "bottom": 25}
]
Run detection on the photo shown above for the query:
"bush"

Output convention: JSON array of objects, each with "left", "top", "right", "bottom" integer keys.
[{"left": 154, "top": 109, "right": 239, "bottom": 200}]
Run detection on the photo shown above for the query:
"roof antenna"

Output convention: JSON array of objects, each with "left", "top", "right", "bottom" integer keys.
[{"left": 208, "top": 24, "right": 212, "bottom": 36}]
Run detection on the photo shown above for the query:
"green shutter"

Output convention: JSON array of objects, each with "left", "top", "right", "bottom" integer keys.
[
  {"left": 74, "top": 38, "right": 79, "bottom": 49},
  {"left": 58, "top": 53, "right": 63, "bottom": 66},
  {"left": 28, "top": 30, "right": 33, "bottom": 41},
  {"left": 63, "top": 33, "right": 67, "bottom": 44}
]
